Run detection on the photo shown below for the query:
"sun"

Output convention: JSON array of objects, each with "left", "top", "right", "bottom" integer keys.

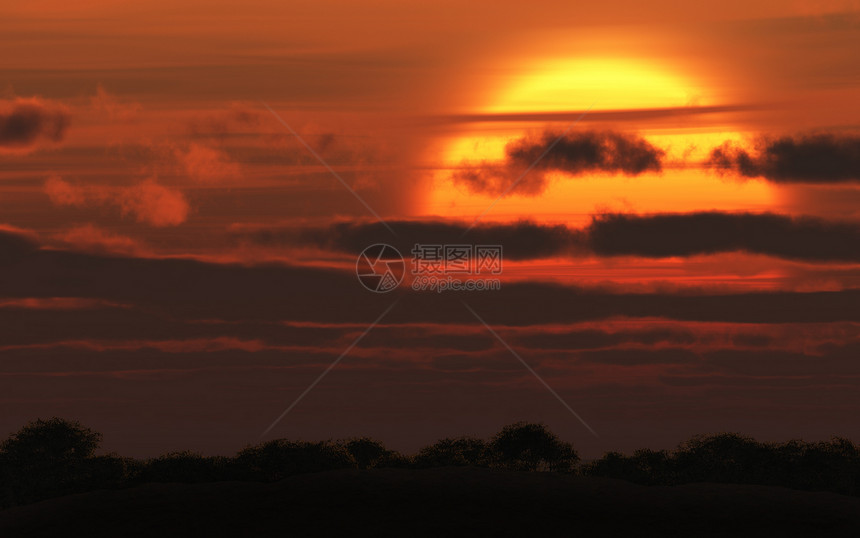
[
  {"left": 421, "top": 57, "right": 772, "bottom": 225},
  {"left": 485, "top": 57, "right": 701, "bottom": 114}
]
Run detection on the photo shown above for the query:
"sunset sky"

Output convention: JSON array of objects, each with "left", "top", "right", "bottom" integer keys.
[{"left": 1, "top": 0, "right": 859, "bottom": 458}]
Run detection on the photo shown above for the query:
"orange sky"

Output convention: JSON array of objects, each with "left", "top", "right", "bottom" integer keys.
[{"left": 1, "top": 1, "right": 859, "bottom": 457}]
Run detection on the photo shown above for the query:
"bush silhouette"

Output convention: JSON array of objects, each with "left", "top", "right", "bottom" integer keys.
[
  {"left": 235, "top": 440, "right": 355, "bottom": 481},
  {"left": 414, "top": 437, "right": 490, "bottom": 468},
  {"left": 584, "top": 449, "right": 673, "bottom": 485},
  {"left": 793, "top": 437, "right": 860, "bottom": 495},
  {"left": 341, "top": 437, "right": 392, "bottom": 470},
  {"left": 85, "top": 454, "right": 131, "bottom": 487},
  {"left": 490, "top": 422, "right": 579, "bottom": 472},
  {"left": 584, "top": 433, "right": 860, "bottom": 495},
  {"left": 137, "top": 451, "right": 229, "bottom": 483},
  {"left": 673, "top": 432, "right": 768, "bottom": 484}
]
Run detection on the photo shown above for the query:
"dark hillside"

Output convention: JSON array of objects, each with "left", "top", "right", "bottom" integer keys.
[{"left": 2, "top": 467, "right": 859, "bottom": 537}]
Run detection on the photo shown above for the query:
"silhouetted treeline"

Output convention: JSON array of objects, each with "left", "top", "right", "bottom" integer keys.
[
  {"left": 1, "top": 418, "right": 858, "bottom": 508},
  {"left": 582, "top": 433, "right": 860, "bottom": 495}
]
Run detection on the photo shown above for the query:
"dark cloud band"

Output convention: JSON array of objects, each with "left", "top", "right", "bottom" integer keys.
[
  {"left": 236, "top": 212, "right": 860, "bottom": 263},
  {"left": 2, "top": 227, "right": 858, "bottom": 326},
  {"left": 585, "top": 212, "right": 860, "bottom": 262},
  {"left": 707, "top": 134, "right": 860, "bottom": 183}
]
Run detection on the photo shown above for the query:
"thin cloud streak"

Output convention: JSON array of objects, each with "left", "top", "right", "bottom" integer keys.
[
  {"left": 259, "top": 300, "right": 399, "bottom": 438},
  {"left": 432, "top": 104, "right": 761, "bottom": 125}
]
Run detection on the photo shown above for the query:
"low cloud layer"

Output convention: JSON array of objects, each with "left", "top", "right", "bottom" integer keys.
[
  {"left": 0, "top": 98, "right": 69, "bottom": 152},
  {"left": 707, "top": 134, "right": 860, "bottom": 183}
]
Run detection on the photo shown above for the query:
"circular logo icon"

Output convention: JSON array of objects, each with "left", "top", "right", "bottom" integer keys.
[{"left": 356, "top": 243, "right": 405, "bottom": 293}]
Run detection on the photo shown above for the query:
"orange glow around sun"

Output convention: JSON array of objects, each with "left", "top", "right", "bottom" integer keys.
[{"left": 422, "top": 58, "right": 773, "bottom": 225}]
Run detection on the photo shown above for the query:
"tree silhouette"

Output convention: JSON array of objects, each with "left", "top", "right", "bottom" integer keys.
[
  {"left": 341, "top": 438, "right": 387, "bottom": 470},
  {"left": 415, "top": 437, "right": 490, "bottom": 468},
  {"left": 584, "top": 449, "right": 673, "bottom": 485},
  {"left": 673, "top": 432, "right": 767, "bottom": 484},
  {"left": 3, "top": 417, "right": 860, "bottom": 509},
  {"left": 2, "top": 417, "right": 101, "bottom": 461},
  {"left": 490, "top": 422, "right": 579, "bottom": 472},
  {"left": 795, "top": 437, "right": 860, "bottom": 495},
  {"left": 0, "top": 417, "right": 105, "bottom": 504}
]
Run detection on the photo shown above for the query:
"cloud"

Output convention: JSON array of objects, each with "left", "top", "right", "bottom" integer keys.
[
  {"left": 515, "top": 328, "right": 697, "bottom": 351},
  {"left": 186, "top": 105, "right": 262, "bottom": 136},
  {"left": 453, "top": 130, "right": 664, "bottom": 196},
  {"left": 55, "top": 225, "right": 147, "bottom": 257},
  {"left": 452, "top": 130, "right": 860, "bottom": 195},
  {"left": 1, "top": 225, "right": 859, "bottom": 327},
  {"left": 175, "top": 143, "right": 241, "bottom": 183},
  {"left": 508, "top": 130, "right": 665, "bottom": 175},
  {"left": 0, "top": 297, "right": 126, "bottom": 311},
  {"left": 0, "top": 225, "right": 38, "bottom": 260},
  {"left": 44, "top": 176, "right": 87, "bottom": 206},
  {"left": 586, "top": 212, "right": 860, "bottom": 262},
  {"left": 707, "top": 134, "right": 860, "bottom": 183},
  {"left": 0, "top": 97, "right": 69, "bottom": 152},
  {"left": 117, "top": 179, "right": 190, "bottom": 226},
  {"left": 232, "top": 219, "right": 586, "bottom": 261},
  {"left": 451, "top": 165, "right": 547, "bottom": 197},
  {"left": 576, "top": 348, "right": 700, "bottom": 366},
  {"left": 90, "top": 85, "right": 141, "bottom": 121},
  {"left": 43, "top": 176, "right": 189, "bottom": 227},
  {"left": 436, "top": 104, "right": 759, "bottom": 125},
  {"left": 235, "top": 212, "right": 860, "bottom": 263}
]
